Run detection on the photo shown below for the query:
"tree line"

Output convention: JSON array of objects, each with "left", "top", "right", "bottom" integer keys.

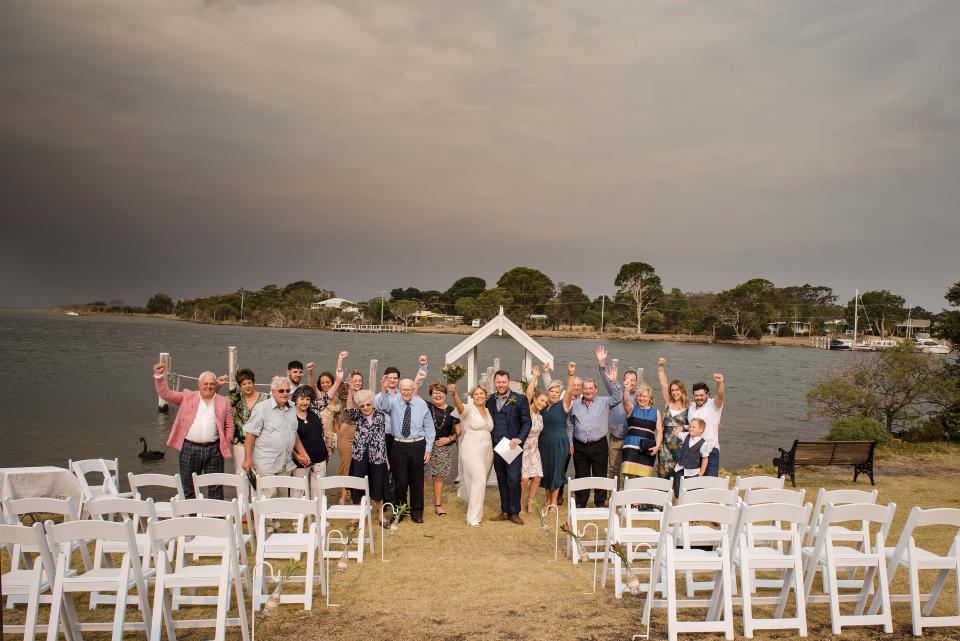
[{"left": 128, "top": 264, "right": 957, "bottom": 344}]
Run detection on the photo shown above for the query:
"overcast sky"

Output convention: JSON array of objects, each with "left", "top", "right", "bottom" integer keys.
[{"left": 2, "top": 1, "right": 958, "bottom": 311}]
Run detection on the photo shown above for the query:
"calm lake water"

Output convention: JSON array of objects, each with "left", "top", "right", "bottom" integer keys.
[{"left": 0, "top": 310, "right": 859, "bottom": 482}]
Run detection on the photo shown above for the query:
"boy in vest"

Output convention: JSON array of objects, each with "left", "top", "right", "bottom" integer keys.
[{"left": 672, "top": 417, "right": 717, "bottom": 503}]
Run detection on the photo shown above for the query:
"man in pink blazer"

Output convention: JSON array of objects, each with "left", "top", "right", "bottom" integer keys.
[{"left": 153, "top": 361, "right": 234, "bottom": 499}]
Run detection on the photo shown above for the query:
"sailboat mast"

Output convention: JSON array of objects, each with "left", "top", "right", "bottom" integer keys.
[{"left": 853, "top": 289, "right": 859, "bottom": 344}]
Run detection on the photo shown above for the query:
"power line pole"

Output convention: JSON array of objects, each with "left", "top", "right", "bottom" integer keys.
[
  {"left": 379, "top": 290, "right": 387, "bottom": 325},
  {"left": 600, "top": 295, "right": 605, "bottom": 334}
]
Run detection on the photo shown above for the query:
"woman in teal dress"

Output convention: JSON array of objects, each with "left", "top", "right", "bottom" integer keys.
[
  {"left": 656, "top": 357, "right": 691, "bottom": 479},
  {"left": 537, "top": 362, "right": 576, "bottom": 507}
]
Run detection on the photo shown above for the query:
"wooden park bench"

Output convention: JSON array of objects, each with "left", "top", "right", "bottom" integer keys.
[{"left": 773, "top": 440, "right": 877, "bottom": 487}]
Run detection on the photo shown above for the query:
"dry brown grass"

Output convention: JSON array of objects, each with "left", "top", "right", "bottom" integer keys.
[{"left": 5, "top": 444, "right": 960, "bottom": 640}]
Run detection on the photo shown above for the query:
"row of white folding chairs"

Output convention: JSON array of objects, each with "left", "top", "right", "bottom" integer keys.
[
  {"left": 598, "top": 484, "right": 960, "bottom": 639},
  {"left": 1, "top": 495, "right": 253, "bottom": 641},
  {"left": 565, "top": 475, "right": 784, "bottom": 564}
]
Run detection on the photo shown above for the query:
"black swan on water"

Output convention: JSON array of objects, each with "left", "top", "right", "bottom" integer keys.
[{"left": 138, "top": 437, "right": 165, "bottom": 460}]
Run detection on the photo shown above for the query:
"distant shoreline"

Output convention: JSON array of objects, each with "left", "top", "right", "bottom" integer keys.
[{"left": 39, "top": 307, "right": 812, "bottom": 348}]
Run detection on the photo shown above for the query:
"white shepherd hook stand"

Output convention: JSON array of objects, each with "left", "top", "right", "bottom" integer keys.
[
  {"left": 379, "top": 502, "right": 397, "bottom": 563},
  {"left": 324, "top": 529, "right": 347, "bottom": 608},
  {"left": 540, "top": 504, "right": 560, "bottom": 562},
  {"left": 578, "top": 522, "right": 601, "bottom": 595},
  {"left": 250, "top": 561, "right": 275, "bottom": 641}
]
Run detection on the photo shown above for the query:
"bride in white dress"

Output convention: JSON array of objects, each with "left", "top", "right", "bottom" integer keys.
[{"left": 451, "top": 382, "right": 493, "bottom": 527}]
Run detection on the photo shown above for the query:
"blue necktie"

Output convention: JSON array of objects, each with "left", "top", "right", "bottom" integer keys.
[{"left": 402, "top": 401, "right": 411, "bottom": 438}]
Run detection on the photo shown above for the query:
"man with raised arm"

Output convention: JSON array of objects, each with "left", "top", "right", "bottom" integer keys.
[
  {"left": 153, "top": 362, "right": 233, "bottom": 499},
  {"left": 567, "top": 346, "right": 623, "bottom": 508},
  {"left": 486, "top": 370, "right": 532, "bottom": 524},
  {"left": 375, "top": 371, "right": 434, "bottom": 523},
  {"left": 661, "top": 360, "right": 726, "bottom": 477},
  {"left": 598, "top": 350, "right": 637, "bottom": 489}
]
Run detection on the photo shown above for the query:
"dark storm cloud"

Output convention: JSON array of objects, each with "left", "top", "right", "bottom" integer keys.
[{"left": 2, "top": 0, "right": 958, "bottom": 309}]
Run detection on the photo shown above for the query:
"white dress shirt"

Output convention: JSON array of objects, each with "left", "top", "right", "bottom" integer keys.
[{"left": 185, "top": 397, "right": 219, "bottom": 443}]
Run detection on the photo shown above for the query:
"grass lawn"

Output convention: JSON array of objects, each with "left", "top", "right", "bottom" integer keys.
[{"left": 4, "top": 443, "right": 960, "bottom": 640}]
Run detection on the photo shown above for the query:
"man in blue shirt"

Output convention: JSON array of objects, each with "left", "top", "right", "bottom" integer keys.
[{"left": 376, "top": 374, "right": 435, "bottom": 523}]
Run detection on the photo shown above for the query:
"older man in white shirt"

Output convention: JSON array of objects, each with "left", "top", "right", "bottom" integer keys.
[{"left": 242, "top": 376, "right": 311, "bottom": 497}]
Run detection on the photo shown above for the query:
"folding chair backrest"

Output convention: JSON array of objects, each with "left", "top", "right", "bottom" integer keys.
[
  {"left": 681, "top": 475, "right": 730, "bottom": 492},
  {"left": 567, "top": 476, "right": 617, "bottom": 493},
  {"left": 666, "top": 502, "right": 736, "bottom": 527},
  {"left": 0, "top": 522, "right": 58, "bottom": 581},
  {"left": 193, "top": 472, "right": 249, "bottom": 502},
  {"left": 623, "top": 476, "right": 673, "bottom": 492},
  {"left": 171, "top": 497, "right": 239, "bottom": 520},
  {"left": 734, "top": 475, "right": 784, "bottom": 492},
  {"left": 806, "top": 487, "right": 879, "bottom": 543},
  {"left": 70, "top": 458, "right": 120, "bottom": 497},
  {"left": 818, "top": 502, "right": 896, "bottom": 553},
  {"left": 611, "top": 488, "right": 671, "bottom": 527},
  {"left": 256, "top": 474, "right": 309, "bottom": 499},
  {"left": 914, "top": 506, "right": 960, "bottom": 529},
  {"left": 150, "top": 515, "right": 234, "bottom": 552},
  {"left": 742, "top": 487, "right": 805, "bottom": 506},
  {"left": 734, "top": 502, "right": 811, "bottom": 547},
  {"left": 253, "top": 497, "right": 320, "bottom": 536},
  {"left": 315, "top": 475, "right": 368, "bottom": 493},
  {"left": 3, "top": 496, "right": 81, "bottom": 523},
  {"left": 679, "top": 487, "right": 738, "bottom": 506},
  {"left": 128, "top": 472, "right": 185, "bottom": 501},
  {"left": 86, "top": 496, "right": 158, "bottom": 533},
  {"left": 46, "top": 518, "right": 141, "bottom": 576}
]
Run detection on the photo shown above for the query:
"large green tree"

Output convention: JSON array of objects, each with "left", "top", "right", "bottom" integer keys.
[
  {"left": 146, "top": 292, "right": 174, "bottom": 315},
  {"left": 613, "top": 261, "right": 663, "bottom": 334},
  {"left": 496, "top": 267, "right": 553, "bottom": 327},
  {"left": 713, "top": 278, "right": 777, "bottom": 342},
  {"left": 475, "top": 288, "right": 514, "bottom": 321},
  {"left": 445, "top": 277, "right": 486, "bottom": 303}
]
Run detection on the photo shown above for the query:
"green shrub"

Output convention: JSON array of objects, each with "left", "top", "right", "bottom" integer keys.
[
  {"left": 715, "top": 325, "right": 736, "bottom": 340},
  {"left": 746, "top": 328, "right": 764, "bottom": 341},
  {"left": 825, "top": 417, "right": 891, "bottom": 445},
  {"left": 902, "top": 420, "right": 946, "bottom": 442}
]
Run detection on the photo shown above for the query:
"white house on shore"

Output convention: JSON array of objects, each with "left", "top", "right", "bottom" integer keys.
[{"left": 311, "top": 297, "right": 359, "bottom": 313}]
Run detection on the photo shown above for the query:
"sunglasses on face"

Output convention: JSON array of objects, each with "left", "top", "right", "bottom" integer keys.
[{"left": 277, "top": 389, "right": 291, "bottom": 394}]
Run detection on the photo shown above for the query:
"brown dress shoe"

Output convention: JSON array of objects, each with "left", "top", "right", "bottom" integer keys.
[
  {"left": 508, "top": 514, "right": 524, "bottom": 525},
  {"left": 490, "top": 512, "right": 509, "bottom": 522}
]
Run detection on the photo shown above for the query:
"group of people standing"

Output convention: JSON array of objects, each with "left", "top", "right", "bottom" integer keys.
[{"left": 151, "top": 346, "right": 726, "bottom": 528}]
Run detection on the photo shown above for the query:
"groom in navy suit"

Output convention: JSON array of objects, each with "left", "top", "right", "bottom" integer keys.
[{"left": 486, "top": 370, "right": 532, "bottom": 524}]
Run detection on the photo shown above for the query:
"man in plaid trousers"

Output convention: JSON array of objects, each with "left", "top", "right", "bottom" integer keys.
[{"left": 153, "top": 361, "right": 234, "bottom": 499}]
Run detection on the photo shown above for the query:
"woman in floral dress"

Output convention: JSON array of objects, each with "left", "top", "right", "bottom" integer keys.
[
  {"left": 522, "top": 372, "right": 548, "bottom": 513},
  {"left": 656, "top": 357, "right": 690, "bottom": 480}
]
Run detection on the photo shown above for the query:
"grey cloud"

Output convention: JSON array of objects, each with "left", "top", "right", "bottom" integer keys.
[{"left": 1, "top": 0, "right": 958, "bottom": 309}]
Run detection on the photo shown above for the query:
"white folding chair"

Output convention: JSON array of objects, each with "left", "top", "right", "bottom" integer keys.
[
  {"left": 736, "top": 488, "right": 806, "bottom": 591},
  {"left": 734, "top": 475, "right": 784, "bottom": 493},
  {"left": 0, "top": 522, "right": 67, "bottom": 641},
  {"left": 252, "top": 497, "right": 325, "bottom": 611},
  {"left": 677, "top": 487, "right": 739, "bottom": 596},
  {"left": 170, "top": 497, "right": 252, "bottom": 605},
  {"left": 601, "top": 488, "right": 671, "bottom": 598},
  {"left": 678, "top": 475, "right": 731, "bottom": 499},
  {"left": 804, "top": 488, "right": 879, "bottom": 590},
  {"left": 642, "top": 502, "right": 737, "bottom": 641},
  {"left": 566, "top": 476, "right": 617, "bottom": 564},
  {"left": 85, "top": 497, "right": 158, "bottom": 608},
  {"left": 193, "top": 472, "right": 254, "bottom": 538},
  {"left": 148, "top": 515, "right": 250, "bottom": 641},
  {"left": 732, "top": 502, "right": 811, "bottom": 637},
  {"left": 69, "top": 458, "right": 132, "bottom": 502},
  {"left": 623, "top": 477, "right": 673, "bottom": 492},
  {"left": 801, "top": 502, "right": 896, "bottom": 634},
  {"left": 127, "top": 473, "right": 185, "bottom": 519},
  {"left": 867, "top": 506, "right": 960, "bottom": 635},
  {"left": 256, "top": 474, "right": 309, "bottom": 500},
  {"left": 2, "top": 497, "right": 92, "bottom": 584},
  {"left": 45, "top": 517, "right": 152, "bottom": 641},
  {"left": 314, "top": 476, "right": 375, "bottom": 562},
  {"left": 804, "top": 488, "right": 878, "bottom": 547}
]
